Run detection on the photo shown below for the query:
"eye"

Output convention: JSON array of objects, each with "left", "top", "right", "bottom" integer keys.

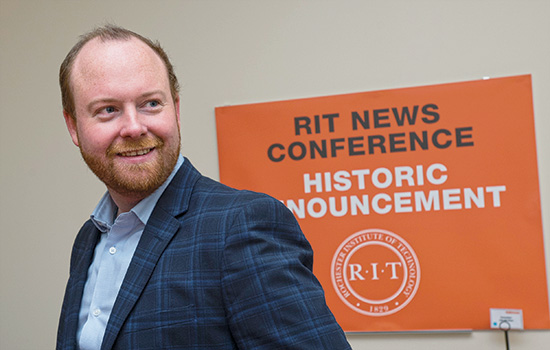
[
  {"left": 94, "top": 105, "right": 118, "bottom": 118},
  {"left": 145, "top": 100, "right": 163, "bottom": 109},
  {"left": 141, "top": 99, "right": 164, "bottom": 113}
]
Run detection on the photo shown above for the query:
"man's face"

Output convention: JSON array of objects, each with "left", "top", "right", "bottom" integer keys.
[{"left": 64, "top": 37, "right": 181, "bottom": 200}]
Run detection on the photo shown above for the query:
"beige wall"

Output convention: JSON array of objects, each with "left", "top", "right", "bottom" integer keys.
[{"left": 1, "top": 0, "right": 549, "bottom": 349}]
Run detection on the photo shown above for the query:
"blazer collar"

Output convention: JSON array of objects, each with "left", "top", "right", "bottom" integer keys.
[{"left": 154, "top": 157, "right": 202, "bottom": 218}]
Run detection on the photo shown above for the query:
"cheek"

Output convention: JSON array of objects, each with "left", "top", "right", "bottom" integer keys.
[
  {"left": 150, "top": 118, "right": 181, "bottom": 142},
  {"left": 77, "top": 126, "right": 115, "bottom": 154}
]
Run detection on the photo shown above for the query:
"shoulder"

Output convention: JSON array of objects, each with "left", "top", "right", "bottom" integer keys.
[
  {"left": 164, "top": 158, "right": 300, "bottom": 236},
  {"left": 193, "top": 175, "right": 294, "bottom": 221},
  {"left": 160, "top": 158, "right": 288, "bottom": 216}
]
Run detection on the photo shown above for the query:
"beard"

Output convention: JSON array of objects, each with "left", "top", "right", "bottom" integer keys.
[{"left": 79, "top": 134, "right": 180, "bottom": 198}]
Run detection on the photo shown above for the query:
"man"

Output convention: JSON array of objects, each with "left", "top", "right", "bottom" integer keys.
[{"left": 57, "top": 25, "right": 351, "bottom": 350}]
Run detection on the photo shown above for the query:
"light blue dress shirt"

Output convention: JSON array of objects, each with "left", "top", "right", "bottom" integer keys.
[{"left": 77, "top": 155, "right": 184, "bottom": 350}]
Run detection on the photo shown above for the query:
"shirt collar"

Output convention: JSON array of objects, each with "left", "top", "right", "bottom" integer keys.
[{"left": 90, "top": 155, "right": 184, "bottom": 232}]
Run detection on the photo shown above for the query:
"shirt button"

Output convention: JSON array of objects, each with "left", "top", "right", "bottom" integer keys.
[
  {"left": 93, "top": 308, "right": 101, "bottom": 317},
  {"left": 109, "top": 246, "right": 117, "bottom": 255}
]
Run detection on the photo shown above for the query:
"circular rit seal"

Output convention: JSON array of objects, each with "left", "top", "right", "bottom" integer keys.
[{"left": 331, "top": 229, "right": 420, "bottom": 317}]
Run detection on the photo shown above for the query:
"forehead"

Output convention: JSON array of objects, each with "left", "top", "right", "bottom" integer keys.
[{"left": 71, "top": 37, "right": 168, "bottom": 89}]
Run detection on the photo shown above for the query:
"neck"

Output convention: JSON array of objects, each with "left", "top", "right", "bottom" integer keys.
[{"left": 108, "top": 189, "right": 149, "bottom": 215}]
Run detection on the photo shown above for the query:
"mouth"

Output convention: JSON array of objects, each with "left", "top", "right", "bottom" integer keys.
[{"left": 117, "top": 147, "right": 154, "bottom": 157}]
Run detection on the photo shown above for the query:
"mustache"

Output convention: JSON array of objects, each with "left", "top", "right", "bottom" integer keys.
[{"left": 106, "top": 136, "right": 164, "bottom": 156}]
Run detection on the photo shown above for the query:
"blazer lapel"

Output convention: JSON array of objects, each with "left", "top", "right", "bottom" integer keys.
[
  {"left": 100, "top": 158, "right": 200, "bottom": 350},
  {"left": 57, "top": 221, "right": 101, "bottom": 350}
]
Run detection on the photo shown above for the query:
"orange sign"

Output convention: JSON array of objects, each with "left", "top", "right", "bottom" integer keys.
[{"left": 215, "top": 75, "right": 549, "bottom": 331}]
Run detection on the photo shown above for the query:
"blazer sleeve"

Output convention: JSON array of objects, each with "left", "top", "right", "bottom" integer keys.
[{"left": 221, "top": 194, "right": 351, "bottom": 349}]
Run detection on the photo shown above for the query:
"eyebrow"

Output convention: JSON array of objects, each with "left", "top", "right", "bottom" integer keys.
[
  {"left": 86, "top": 98, "right": 118, "bottom": 113},
  {"left": 140, "top": 90, "right": 168, "bottom": 100}
]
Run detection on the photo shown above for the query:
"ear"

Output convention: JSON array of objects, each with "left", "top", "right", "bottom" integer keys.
[
  {"left": 174, "top": 97, "right": 181, "bottom": 127},
  {"left": 63, "top": 110, "right": 80, "bottom": 147}
]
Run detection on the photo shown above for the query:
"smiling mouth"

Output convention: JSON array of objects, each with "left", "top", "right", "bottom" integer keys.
[{"left": 118, "top": 148, "right": 154, "bottom": 157}]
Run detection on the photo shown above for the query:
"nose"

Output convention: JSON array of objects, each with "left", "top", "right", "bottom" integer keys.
[{"left": 119, "top": 107, "right": 147, "bottom": 138}]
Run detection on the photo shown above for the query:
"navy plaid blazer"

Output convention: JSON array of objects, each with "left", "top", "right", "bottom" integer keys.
[{"left": 57, "top": 158, "right": 351, "bottom": 349}]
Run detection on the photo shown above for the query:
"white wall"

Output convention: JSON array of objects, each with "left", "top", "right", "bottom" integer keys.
[{"left": 1, "top": 0, "right": 548, "bottom": 349}]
